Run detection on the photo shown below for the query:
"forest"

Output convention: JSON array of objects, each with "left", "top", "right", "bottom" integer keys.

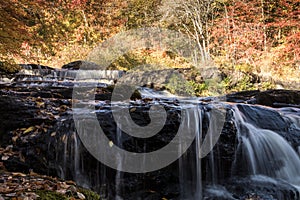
[{"left": 0, "top": 0, "right": 299, "bottom": 94}]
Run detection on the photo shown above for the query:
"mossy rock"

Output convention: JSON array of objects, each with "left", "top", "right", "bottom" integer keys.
[
  {"left": 78, "top": 187, "right": 101, "bottom": 200},
  {"left": 35, "top": 190, "right": 68, "bottom": 200}
]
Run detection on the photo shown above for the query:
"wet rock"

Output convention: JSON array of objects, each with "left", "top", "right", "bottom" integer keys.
[
  {"left": 226, "top": 176, "right": 300, "bottom": 200},
  {"left": 236, "top": 104, "right": 287, "bottom": 131},
  {"left": 226, "top": 89, "right": 300, "bottom": 107},
  {"left": 256, "top": 89, "right": 300, "bottom": 107},
  {"left": 62, "top": 60, "right": 101, "bottom": 70},
  {"left": 1, "top": 71, "right": 300, "bottom": 200},
  {"left": 0, "top": 96, "right": 37, "bottom": 145},
  {"left": 19, "top": 64, "right": 54, "bottom": 70},
  {"left": 226, "top": 90, "right": 260, "bottom": 104}
]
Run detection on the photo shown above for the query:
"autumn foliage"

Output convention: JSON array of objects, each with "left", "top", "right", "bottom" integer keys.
[
  {"left": 0, "top": 0, "right": 127, "bottom": 67},
  {"left": 210, "top": 0, "right": 300, "bottom": 77},
  {"left": 0, "top": 0, "right": 299, "bottom": 88}
]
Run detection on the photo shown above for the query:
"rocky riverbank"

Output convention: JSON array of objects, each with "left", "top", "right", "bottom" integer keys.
[{"left": 0, "top": 64, "right": 300, "bottom": 199}]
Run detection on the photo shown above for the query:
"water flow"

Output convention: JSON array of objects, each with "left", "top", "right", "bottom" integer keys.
[
  {"left": 206, "top": 111, "right": 216, "bottom": 185},
  {"left": 233, "top": 104, "right": 300, "bottom": 186},
  {"left": 14, "top": 66, "right": 124, "bottom": 84},
  {"left": 179, "top": 105, "right": 203, "bottom": 199},
  {"left": 115, "top": 125, "right": 123, "bottom": 200},
  {"left": 73, "top": 132, "right": 80, "bottom": 181}
]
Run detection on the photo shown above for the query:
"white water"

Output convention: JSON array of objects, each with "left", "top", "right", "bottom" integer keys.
[
  {"left": 233, "top": 105, "right": 300, "bottom": 186},
  {"left": 178, "top": 105, "right": 203, "bottom": 199},
  {"left": 115, "top": 126, "right": 124, "bottom": 200},
  {"left": 56, "top": 85, "right": 300, "bottom": 198},
  {"left": 204, "top": 185, "right": 235, "bottom": 199},
  {"left": 14, "top": 67, "right": 124, "bottom": 84},
  {"left": 138, "top": 87, "right": 177, "bottom": 99}
]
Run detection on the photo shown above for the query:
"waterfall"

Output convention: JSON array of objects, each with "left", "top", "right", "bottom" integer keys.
[
  {"left": 115, "top": 125, "right": 124, "bottom": 200},
  {"left": 48, "top": 87, "right": 300, "bottom": 199},
  {"left": 232, "top": 104, "right": 300, "bottom": 187},
  {"left": 178, "top": 105, "right": 203, "bottom": 199},
  {"left": 13, "top": 64, "right": 125, "bottom": 85},
  {"left": 56, "top": 130, "right": 91, "bottom": 189},
  {"left": 138, "top": 87, "right": 177, "bottom": 99}
]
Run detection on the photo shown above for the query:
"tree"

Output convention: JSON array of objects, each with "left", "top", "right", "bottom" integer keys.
[
  {"left": 210, "top": 0, "right": 299, "bottom": 73},
  {"left": 0, "top": 0, "right": 127, "bottom": 67},
  {"left": 124, "top": 0, "right": 162, "bottom": 29},
  {"left": 160, "top": 0, "right": 217, "bottom": 64},
  {"left": 0, "top": 1, "right": 40, "bottom": 61}
]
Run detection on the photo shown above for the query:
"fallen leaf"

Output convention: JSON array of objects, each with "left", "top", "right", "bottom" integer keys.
[
  {"left": 12, "top": 136, "right": 18, "bottom": 143},
  {"left": 1, "top": 156, "right": 9, "bottom": 161},
  {"left": 23, "top": 127, "right": 35, "bottom": 134},
  {"left": 12, "top": 172, "right": 26, "bottom": 177},
  {"left": 77, "top": 192, "right": 86, "bottom": 199},
  {"left": 130, "top": 107, "right": 136, "bottom": 112},
  {"left": 36, "top": 102, "right": 45, "bottom": 107},
  {"left": 109, "top": 141, "right": 114, "bottom": 147}
]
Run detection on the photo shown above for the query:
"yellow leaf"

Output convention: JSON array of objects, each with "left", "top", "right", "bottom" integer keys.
[
  {"left": 130, "top": 107, "right": 136, "bottom": 112},
  {"left": 36, "top": 102, "right": 45, "bottom": 107},
  {"left": 24, "top": 126, "right": 35, "bottom": 134}
]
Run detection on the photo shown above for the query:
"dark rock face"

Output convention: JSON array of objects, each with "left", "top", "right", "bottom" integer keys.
[
  {"left": 256, "top": 90, "right": 300, "bottom": 107},
  {"left": 226, "top": 89, "right": 300, "bottom": 108},
  {"left": 0, "top": 96, "right": 37, "bottom": 145},
  {"left": 227, "top": 176, "right": 300, "bottom": 200},
  {"left": 1, "top": 67, "right": 300, "bottom": 199},
  {"left": 62, "top": 60, "right": 84, "bottom": 70},
  {"left": 19, "top": 64, "right": 54, "bottom": 70},
  {"left": 2, "top": 91, "right": 299, "bottom": 199},
  {"left": 62, "top": 60, "right": 105, "bottom": 70},
  {"left": 236, "top": 104, "right": 287, "bottom": 131},
  {"left": 0, "top": 93, "right": 238, "bottom": 198}
]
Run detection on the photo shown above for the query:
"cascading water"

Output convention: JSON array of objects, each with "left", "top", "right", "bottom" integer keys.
[
  {"left": 56, "top": 131, "right": 90, "bottom": 188},
  {"left": 12, "top": 64, "right": 124, "bottom": 86},
  {"left": 178, "top": 105, "right": 203, "bottom": 199},
  {"left": 50, "top": 90, "right": 300, "bottom": 199},
  {"left": 5, "top": 61, "right": 300, "bottom": 199},
  {"left": 232, "top": 104, "right": 300, "bottom": 189},
  {"left": 115, "top": 125, "right": 124, "bottom": 200}
]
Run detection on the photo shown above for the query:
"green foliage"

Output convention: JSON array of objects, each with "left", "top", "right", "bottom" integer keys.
[
  {"left": 165, "top": 74, "right": 195, "bottom": 96},
  {"left": 108, "top": 51, "right": 145, "bottom": 71},
  {"left": 234, "top": 63, "right": 253, "bottom": 73},
  {"left": 235, "top": 75, "right": 256, "bottom": 91},
  {"left": 108, "top": 49, "right": 193, "bottom": 71},
  {"left": 259, "top": 81, "right": 275, "bottom": 90},
  {"left": 221, "top": 76, "right": 232, "bottom": 90},
  {"left": 0, "top": 61, "right": 21, "bottom": 73},
  {"left": 35, "top": 188, "right": 101, "bottom": 200},
  {"left": 187, "top": 81, "right": 208, "bottom": 96}
]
